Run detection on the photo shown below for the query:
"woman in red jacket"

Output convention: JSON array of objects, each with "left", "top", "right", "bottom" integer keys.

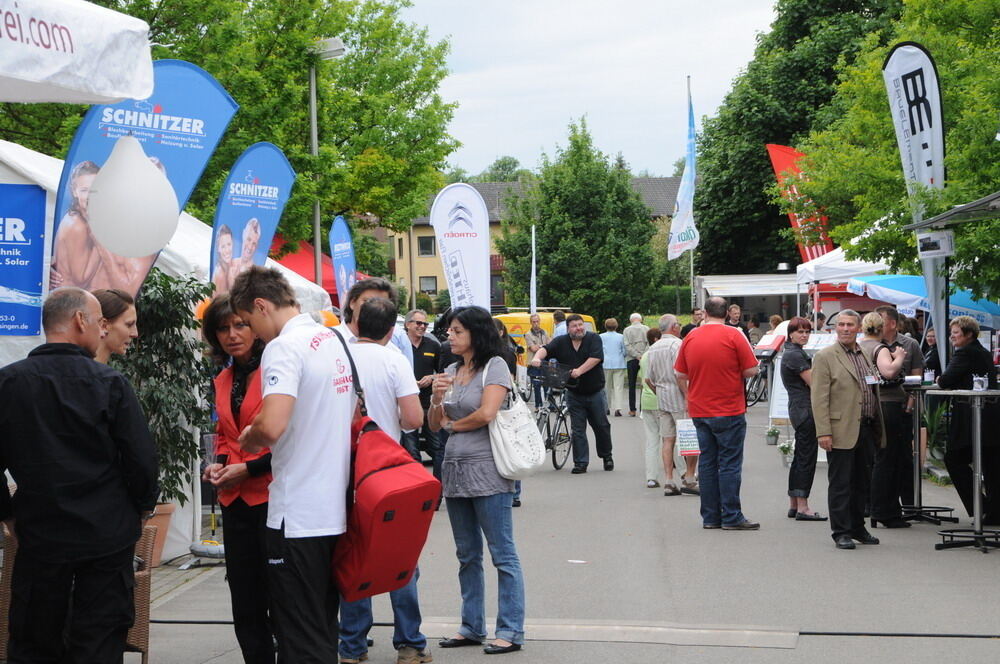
[{"left": 201, "top": 294, "right": 276, "bottom": 664}]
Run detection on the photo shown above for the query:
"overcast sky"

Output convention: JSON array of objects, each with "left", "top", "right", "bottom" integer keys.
[{"left": 402, "top": 1, "right": 777, "bottom": 176}]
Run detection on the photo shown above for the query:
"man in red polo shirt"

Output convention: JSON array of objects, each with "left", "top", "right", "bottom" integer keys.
[{"left": 675, "top": 297, "right": 759, "bottom": 530}]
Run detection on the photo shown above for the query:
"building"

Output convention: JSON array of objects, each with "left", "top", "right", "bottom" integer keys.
[{"left": 387, "top": 177, "right": 679, "bottom": 308}]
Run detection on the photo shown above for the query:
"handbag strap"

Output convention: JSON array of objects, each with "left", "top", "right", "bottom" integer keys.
[
  {"left": 330, "top": 327, "right": 367, "bottom": 416},
  {"left": 481, "top": 355, "right": 515, "bottom": 406}
]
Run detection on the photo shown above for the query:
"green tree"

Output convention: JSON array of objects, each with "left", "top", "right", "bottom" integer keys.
[
  {"left": 477, "top": 155, "right": 533, "bottom": 182},
  {"left": 496, "top": 120, "right": 658, "bottom": 323},
  {"left": 353, "top": 233, "right": 390, "bottom": 277},
  {"left": 694, "top": 0, "right": 903, "bottom": 275},
  {"left": 0, "top": 0, "right": 457, "bottom": 240},
  {"left": 433, "top": 288, "right": 451, "bottom": 313},
  {"left": 789, "top": 0, "right": 1000, "bottom": 297}
]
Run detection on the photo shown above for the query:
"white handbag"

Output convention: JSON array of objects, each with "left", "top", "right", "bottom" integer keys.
[{"left": 485, "top": 357, "right": 547, "bottom": 480}]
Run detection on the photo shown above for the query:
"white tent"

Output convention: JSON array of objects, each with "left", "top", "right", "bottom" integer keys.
[
  {"left": 0, "top": 0, "right": 153, "bottom": 104},
  {"left": 0, "top": 139, "right": 332, "bottom": 561},
  {"left": 796, "top": 246, "right": 889, "bottom": 284}
]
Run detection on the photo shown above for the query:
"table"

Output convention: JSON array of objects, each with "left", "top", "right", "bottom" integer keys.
[
  {"left": 926, "top": 389, "right": 1000, "bottom": 552},
  {"left": 900, "top": 383, "right": 958, "bottom": 525}
]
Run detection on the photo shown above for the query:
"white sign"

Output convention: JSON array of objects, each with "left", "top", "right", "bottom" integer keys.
[
  {"left": 916, "top": 229, "right": 955, "bottom": 259},
  {"left": 676, "top": 419, "right": 701, "bottom": 457},
  {"left": 429, "top": 183, "right": 491, "bottom": 310}
]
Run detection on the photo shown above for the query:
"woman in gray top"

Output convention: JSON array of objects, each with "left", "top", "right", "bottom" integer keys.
[{"left": 429, "top": 306, "right": 525, "bottom": 655}]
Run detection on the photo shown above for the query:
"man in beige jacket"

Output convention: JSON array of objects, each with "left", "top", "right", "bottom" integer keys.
[{"left": 811, "top": 309, "right": 886, "bottom": 550}]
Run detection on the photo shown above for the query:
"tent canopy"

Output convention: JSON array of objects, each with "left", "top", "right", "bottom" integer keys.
[
  {"left": 0, "top": 0, "right": 153, "bottom": 104},
  {"left": 270, "top": 235, "right": 370, "bottom": 309},
  {"left": 847, "top": 274, "right": 1000, "bottom": 329},
  {"left": 796, "top": 246, "right": 889, "bottom": 284},
  {"left": 697, "top": 273, "right": 799, "bottom": 298}
]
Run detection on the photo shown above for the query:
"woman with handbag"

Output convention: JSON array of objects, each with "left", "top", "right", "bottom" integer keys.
[
  {"left": 430, "top": 306, "right": 526, "bottom": 655},
  {"left": 200, "top": 294, "right": 278, "bottom": 664}
]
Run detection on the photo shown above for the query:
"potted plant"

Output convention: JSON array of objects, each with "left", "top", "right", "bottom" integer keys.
[
  {"left": 923, "top": 401, "right": 948, "bottom": 465},
  {"left": 765, "top": 425, "right": 781, "bottom": 446},
  {"left": 777, "top": 438, "right": 795, "bottom": 467},
  {"left": 112, "top": 269, "right": 214, "bottom": 565}
]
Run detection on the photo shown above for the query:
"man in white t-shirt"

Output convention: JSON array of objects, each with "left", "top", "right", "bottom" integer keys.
[
  {"left": 231, "top": 266, "right": 354, "bottom": 664},
  {"left": 337, "top": 276, "right": 413, "bottom": 367},
  {"left": 338, "top": 297, "right": 431, "bottom": 664}
]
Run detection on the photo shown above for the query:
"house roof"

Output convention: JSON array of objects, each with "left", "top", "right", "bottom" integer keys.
[{"left": 411, "top": 177, "right": 680, "bottom": 225}]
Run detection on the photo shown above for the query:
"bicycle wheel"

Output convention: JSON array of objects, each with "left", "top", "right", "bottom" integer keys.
[
  {"left": 551, "top": 415, "right": 572, "bottom": 470},
  {"left": 745, "top": 372, "right": 766, "bottom": 407},
  {"left": 536, "top": 407, "right": 552, "bottom": 447}
]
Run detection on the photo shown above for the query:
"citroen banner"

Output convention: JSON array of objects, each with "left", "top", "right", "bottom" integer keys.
[{"left": 429, "top": 183, "right": 490, "bottom": 310}]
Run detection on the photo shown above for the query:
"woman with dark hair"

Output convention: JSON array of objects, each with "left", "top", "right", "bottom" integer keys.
[
  {"left": 92, "top": 288, "right": 138, "bottom": 364},
  {"left": 430, "top": 306, "right": 525, "bottom": 655},
  {"left": 780, "top": 316, "right": 826, "bottom": 521},
  {"left": 200, "top": 294, "right": 277, "bottom": 664}
]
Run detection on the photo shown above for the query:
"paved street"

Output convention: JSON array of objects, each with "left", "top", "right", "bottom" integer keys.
[{"left": 144, "top": 402, "right": 1000, "bottom": 663}]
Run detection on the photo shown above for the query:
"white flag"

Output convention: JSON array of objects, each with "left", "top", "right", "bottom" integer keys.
[
  {"left": 668, "top": 81, "right": 699, "bottom": 260},
  {"left": 429, "top": 183, "right": 491, "bottom": 310}
]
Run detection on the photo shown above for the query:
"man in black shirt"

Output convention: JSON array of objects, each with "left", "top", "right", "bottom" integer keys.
[
  {"left": 680, "top": 307, "right": 703, "bottom": 339},
  {"left": 401, "top": 308, "right": 443, "bottom": 479},
  {"left": 531, "top": 314, "right": 614, "bottom": 473},
  {"left": 0, "top": 288, "right": 158, "bottom": 663}
]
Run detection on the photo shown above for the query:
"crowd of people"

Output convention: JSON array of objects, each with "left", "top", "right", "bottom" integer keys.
[{"left": 0, "top": 275, "right": 997, "bottom": 662}]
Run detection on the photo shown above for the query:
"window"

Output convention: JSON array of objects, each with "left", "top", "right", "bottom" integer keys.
[
  {"left": 397, "top": 238, "right": 404, "bottom": 259},
  {"left": 419, "top": 276, "right": 438, "bottom": 294},
  {"left": 417, "top": 236, "right": 436, "bottom": 257}
]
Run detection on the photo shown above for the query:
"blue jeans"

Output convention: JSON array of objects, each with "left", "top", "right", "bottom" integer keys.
[
  {"left": 693, "top": 415, "right": 748, "bottom": 527},
  {"left": 338, "top": 569, "right": 426, "bottom": 658},
  {"left": 566, "top": 390, "right": 614, "bottom": 467},
  {"left": 445, "top": 493, "right": 525, "bottom": 645},
  {"left": 527, "top": 366, "right": 545, "bottom": 408}
]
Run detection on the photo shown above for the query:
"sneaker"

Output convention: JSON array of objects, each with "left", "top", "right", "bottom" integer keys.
[
  {"left": 663, "top": 482, "right": 681, "bottom": 496},
  {"left": 340, "top": 655, "right": 368, "bottom": 664},
  {"left": 646, "top": 479, "right": 660, "bottom": 488},
  {"left": 397, "top": 646, "right": 432, "bottom": 664},
  {"left": 680, "top": 476, "right": 700, "bottom": 495}
]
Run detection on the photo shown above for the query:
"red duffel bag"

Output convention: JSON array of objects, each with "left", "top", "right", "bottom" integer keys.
[{"left": 333, "top": 416, "right": 442, "bottom": 602}]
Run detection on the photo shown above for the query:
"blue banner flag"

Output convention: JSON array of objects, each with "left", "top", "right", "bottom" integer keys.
[
  {"left": 51, "top": 59, "right": 238, "bottom": 296},
  {"left": 329, "top": 215, "right": 357, "bottom": 305},
  {"left": 667, "top": 80, "right": 699, "bottom": 260},
  {"left": 0, "top": 184, "right": 45, "bottom": 336},
  {"left": 209, "top": 142, "right": 296, "bottom": 295}
]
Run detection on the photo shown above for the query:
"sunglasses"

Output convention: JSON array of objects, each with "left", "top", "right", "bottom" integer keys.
[{"left": 410, "top": 321, "right": 428, "bottom": 327}]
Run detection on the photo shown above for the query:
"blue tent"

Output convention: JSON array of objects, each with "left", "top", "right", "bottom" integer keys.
[{"left": 847, "top": 274, "right": 1000, "bottom": 329}]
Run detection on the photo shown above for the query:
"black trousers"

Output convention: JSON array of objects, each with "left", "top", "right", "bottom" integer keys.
[
  {"left": 222, "top": 498, "right": 278, "bottom": 664},
  {"left": 8, "top": 545, "right": 134, "bottom": 664},
  {"left": 265, "top": 526, "right": 339, "bottom": 664},
  {"left": 870, "top": 401, "right": 915, "bottom": 519},
  {"left": 626, "top": 359, "right": 641, "bottom": 412},
  {"left": 787, "top": 416, "right": 818, "bottom": 498},
  {"left": 944, "top": 446, "right": 1000, "bottom": 522},
  {"left": 827, "top": 423, "right": 876, "bottom": 540}
]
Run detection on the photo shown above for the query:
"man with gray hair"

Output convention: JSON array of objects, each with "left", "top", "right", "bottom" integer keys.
[
  {"left": 646, "top": 314, "right": 699, "bottom": 495},
  {"left": 623, "top": 312, "right": 650, "bottom": 416},
  {"left": 0, "top": 288, "right": 158, "bottom": 662},
  {"left": 811, "top": 309, "right": 886, "bottom": 550}
]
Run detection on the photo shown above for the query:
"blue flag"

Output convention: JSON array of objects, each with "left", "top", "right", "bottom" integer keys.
[
  {"left": 0, "top": 184, "right": 45, "bottom": 335},
  {"left": 329, "top": 216, "right": 357, "bottom": 306}
]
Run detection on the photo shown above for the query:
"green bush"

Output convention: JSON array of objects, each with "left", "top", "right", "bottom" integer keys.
[{"left": 416, "top": 291, "right": 434, "bottom": 313}]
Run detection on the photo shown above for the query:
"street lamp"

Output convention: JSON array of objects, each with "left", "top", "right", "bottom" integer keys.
[{"left": 310, "top": 36, "right": 346, "bottom": 286}]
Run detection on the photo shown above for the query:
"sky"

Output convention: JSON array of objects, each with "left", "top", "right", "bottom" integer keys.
[{"left": 401, "top": 1, "right": 778, "bottom": 177}]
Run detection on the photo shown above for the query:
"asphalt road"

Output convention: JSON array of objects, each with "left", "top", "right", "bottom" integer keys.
[{"left": 147, "top": 401, "right": 1000, "bottom": 663}]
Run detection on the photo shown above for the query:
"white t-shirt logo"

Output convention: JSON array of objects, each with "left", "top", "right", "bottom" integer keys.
[
  {"left": 267, "top": 374, "right": 279, "bottom": 386},
  {"left": 337, "top": 359, "right": 346, "bottom": 374}
]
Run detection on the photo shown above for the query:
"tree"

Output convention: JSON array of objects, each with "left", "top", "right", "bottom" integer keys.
[
  {"left": 496, "top": 121, "right": 658, "bottom": 323},
  {"left": 789, "top": 0, "right": 1000, "bottom": 297},
  {"left": 353, "top": 233, "right": 390, "bottom": 277},
  {"left": 477, "top": 155, "right": 533, "bottom": 182},
  {"left": 0, "top": 0, "right": 457, "bottom": 240},
  {"left": 694, "top": 0, "right": 903, "bottom": 275}
]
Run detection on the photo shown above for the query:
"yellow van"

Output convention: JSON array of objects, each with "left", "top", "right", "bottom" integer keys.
[{"left": 495, "top": 311, "right": 597, "bottom": 366}]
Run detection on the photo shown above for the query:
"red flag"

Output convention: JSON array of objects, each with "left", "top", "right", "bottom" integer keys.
[{"left": 765, "top": 144, "right": 834, "bottom": 262}]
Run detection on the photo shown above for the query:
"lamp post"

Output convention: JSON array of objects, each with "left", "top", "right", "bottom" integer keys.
[{"left": 310, "top": 36, "right": 346, "bottom": 286}]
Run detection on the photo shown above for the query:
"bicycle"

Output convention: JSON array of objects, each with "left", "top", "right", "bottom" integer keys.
[
  {"left": 530, "top": 362, "right": 575, "bottom": 470},
  {"left": 745, "top": 352, "right": 773, "bottom": 407}
]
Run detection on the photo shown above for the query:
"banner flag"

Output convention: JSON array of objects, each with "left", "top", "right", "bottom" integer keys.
[
  {"left": 529, "top": 225, "right": 537, "bottom": 314},
  {"left": 882, "top": 42, "right": 946, "bottom": 369},
  {"left": 667, "top": 82, "right": 699, "bottom": 260},
  {"left": 429, "top": 183, "right": 491, "bottom": 310},
  {"left": 0, "top": 184, "right": 45, "bottom": 336},
  {"left": 765, "top": 144, "right": 834, "bottom": 263},
  {"left": 330, "top": 215, "right": 357, "bottom": 304},
  {"left": 51, "top": 59, "right": 238, "bottom": 297},
  {"left": 209, "top": 142, "right": 296, "bottom": 295}
]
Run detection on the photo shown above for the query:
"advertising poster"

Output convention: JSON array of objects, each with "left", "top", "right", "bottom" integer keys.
[
  {"left": 51, "top": 59, "right": 238, "bottom": 297},
  {"left": 329, "top": 215, "right": 357, "bottom": 302},
  {"left": 209, "top": 142, "right": 296, "bottom": 295},
  {"left": 429, "top": 183, "right": 490, "bottom": 310},
  {"left": 0, "top": 184, "right": 45, "bottom": 335}
]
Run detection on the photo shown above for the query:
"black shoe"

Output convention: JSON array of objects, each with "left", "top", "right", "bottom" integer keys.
[
  {"left": 484, "top": 643, "right": 522, "bottom": 655},
  {"left": 722, "top": 520, "right": 760, "bottom": 531},
  {"left": 795, "top": 512, "right": 828, "bottom": 521},
  {"left": 852, "top": 530, "right": 880, "bottom": 545},
  {"left": 511, "top": 499, "right": 521, "bottom": 507},
  {"left": 439, "top": 637, "right": 483, "bottom": 648},
  {"left": 787, "top": 508, "right": 798, "bottom": 519},
  {"left": 871, "top": 517, "right": 911, "bottom": 529},
  {"left": 571, "top": 465, "right": 587, "bottom": 474},
  {"left": 603, "top": 458, "right": 614, "bottom": 471},
  {"left": 702, "top": 523, "right": 722, "bottom": 529},
  {"left": 835, "top": 535, "right": 856, "bottom": 550}
]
